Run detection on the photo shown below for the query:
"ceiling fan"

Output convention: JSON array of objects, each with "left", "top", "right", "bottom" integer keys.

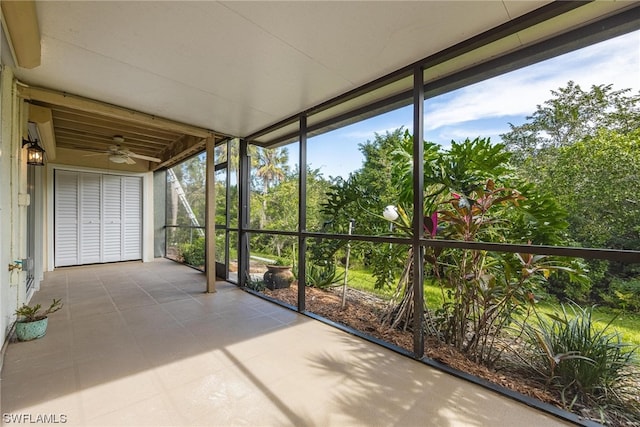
[{"left": 87, "top": 136, "right": 161, "bottom": 164}]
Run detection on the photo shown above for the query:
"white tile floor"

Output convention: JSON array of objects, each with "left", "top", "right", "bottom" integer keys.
[{"left": 1, "top": 259, "right": 571, "bottom": 426}]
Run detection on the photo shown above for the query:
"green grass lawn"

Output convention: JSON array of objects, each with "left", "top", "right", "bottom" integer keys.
[
  {"left": 535, "top": 300, "right": 640, "bottom": 346},
  {"left": 341, "top": 266, "right": 448, "bottom": 306},
  {"left": 341, "top": 267, "right": 396, "bottom": 299}
]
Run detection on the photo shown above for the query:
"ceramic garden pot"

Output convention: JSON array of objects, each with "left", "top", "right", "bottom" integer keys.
[
  {"left": 263, "top": 265, "right": 294, "bottom": 290},
  {"left": 15, "top": 318, "right": 48, "bottom": 341}
]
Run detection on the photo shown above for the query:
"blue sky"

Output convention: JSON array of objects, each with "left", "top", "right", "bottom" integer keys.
[{"left": 289, "top": 30, "right": 639, "bottom": 179}]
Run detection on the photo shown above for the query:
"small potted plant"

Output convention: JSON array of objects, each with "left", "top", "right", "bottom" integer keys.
[{"left": 14, "top": 298, "right": 63, "bottom": 341}]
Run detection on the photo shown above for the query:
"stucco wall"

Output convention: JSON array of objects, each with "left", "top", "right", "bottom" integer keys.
[
  {"left": 0, "top": 25, "right": 10, "bottom": 349},
  {"left": 0, "top": 57, "right": 25, "bottom": 347}
]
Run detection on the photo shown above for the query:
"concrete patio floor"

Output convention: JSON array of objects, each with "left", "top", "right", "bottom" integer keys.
[{"left": 1, "top": 259, "right": 571, "bottom": 426}]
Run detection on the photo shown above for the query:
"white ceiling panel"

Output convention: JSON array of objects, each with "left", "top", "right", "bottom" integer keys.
[{"left": 221, "top": 1, "right": 517, "bottom": 83}]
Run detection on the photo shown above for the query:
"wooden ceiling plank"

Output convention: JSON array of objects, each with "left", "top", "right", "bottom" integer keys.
[
  {"left": 52, "top": 117, "right": 174, "bottom": 149},
  {"left": 55, "top": 134, "right": 120, "bottom": 149},
  {"left": 49, "top": 106, "right": 183, "bottom": 141},
  {"left": 54, "top": 130, "right": 136, "bottom": 149},
  {"left": 55, "top": 134, "right": 161, "bottom": 156},
  {"left": 19, "top": 85, "right": 217, "bottom": 139},
  {"left": 152, "top": 135, "right": 210, "bottom": 171},
  {"left": 54, "top": 127, "right": 161, "bottom": 149}
]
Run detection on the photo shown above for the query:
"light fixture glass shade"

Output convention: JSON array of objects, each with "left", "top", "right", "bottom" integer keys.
[
  {"left": 24, "top": 141, "right": 45, "bottom": 166},
  {"left": 383, "top": 205, "right": 398, "bottom": 221},
  {"left": 109, "top": 154, "right": 128, "bottom": 163}
]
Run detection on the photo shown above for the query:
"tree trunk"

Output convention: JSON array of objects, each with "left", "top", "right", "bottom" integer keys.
[
  {"left": 260, "top": 180, "right": 269, "bottom": 229},
  {"left": 381, "top": 248, "right": 416, "bottom": 331}
]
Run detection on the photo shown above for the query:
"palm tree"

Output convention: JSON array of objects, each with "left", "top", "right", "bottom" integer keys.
[{"left": 255, "top": 147, "right": 289, "bottom": 228}]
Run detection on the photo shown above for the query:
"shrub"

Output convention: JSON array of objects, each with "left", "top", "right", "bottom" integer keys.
[
  {"left": 306, "top": 262, "right": 344, "bottom": 289},
  {"left": 15, "top": 299, "right": 63, "bottom": 322},
  {"left": 601, "top": 277, "right": 640, "bottom": 312},
  {"left": 273, "top": 257, "right": 292, "bottom": 266},
  {"left": 293, "top": 261, "right": 344, "bottom": 289},
  {"left": 180, "top": 237, "right": 205, "bottom": 267},
  {"left": 245, "top": 274, "right": 265, "bottom": 292},
  {"left": 519, "top": 303, "right": 637, "bottom": 412}
]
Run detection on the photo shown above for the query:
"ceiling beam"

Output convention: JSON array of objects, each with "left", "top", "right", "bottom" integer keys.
[
  {"left": 18, "top": 85, "right": 215, "bottom": 139},
  {"left": 1, "top": 0, "right": 41, "bottom": 69},
  {"left": 153, "top": 135, "right": 210, "bottom": 171},
  {"left": 28, "top": 103, "right": 56, "bottom": 160}
]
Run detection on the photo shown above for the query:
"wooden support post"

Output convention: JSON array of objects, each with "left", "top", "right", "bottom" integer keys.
[{"left": 205, "top": 137, "right": 216, "bottom": 293}]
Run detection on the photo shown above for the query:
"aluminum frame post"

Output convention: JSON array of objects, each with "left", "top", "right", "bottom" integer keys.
[
  {"left": 238, "top": 138, "right": 250, "bottom": 287},
  {"left": 297, "top": 115, "right": 307, "bottom": 312},
  {"left": 412, "top": 65, "right": 425, "bottom": 358}
]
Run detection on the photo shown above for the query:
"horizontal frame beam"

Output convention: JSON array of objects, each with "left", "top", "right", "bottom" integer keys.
[
  {"left": 241, "top": 228, "right": 640, "bottom": 264},
  {"left": 18, "top": 85, "right": 215, "bottom": 139}
]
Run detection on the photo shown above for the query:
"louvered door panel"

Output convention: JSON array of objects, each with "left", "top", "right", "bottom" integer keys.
[
  {"left": 122, "top": 177, "right": 142, "bottom": 260},
  {"left": 102, "top": 175, "right": 123, "bottom": 262},
  {"left": 54, "top": 171, "right": 79, "bottom": 267},
  {"left": 79, "top": 173, "right": 102, "bottom": 264}
]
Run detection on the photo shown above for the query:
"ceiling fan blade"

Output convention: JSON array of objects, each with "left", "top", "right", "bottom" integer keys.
[
  {"left": 83, "top": 153, "right": 106, "bottom": 157},
  {"left": 125, "top": 156, "right": 136, "bottom": 165},
  {"left": 128, "top": 152, "right": 161, "bottom": 162}
]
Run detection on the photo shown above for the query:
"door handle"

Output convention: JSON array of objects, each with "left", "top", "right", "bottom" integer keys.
[{"left": 8, "top": 261, "right": 22, "bottom": 272}]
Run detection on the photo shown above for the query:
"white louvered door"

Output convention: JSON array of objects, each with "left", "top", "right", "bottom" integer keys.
[{"left": 55, "top": 170, "right": 142, "bottom": 267}]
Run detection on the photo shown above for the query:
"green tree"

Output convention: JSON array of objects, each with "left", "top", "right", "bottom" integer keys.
[
  {"left": 256, "top": 147, "right": 289, "bottom": 192},
  {"left": 542, "top": 129, "right": 640, "bottom": 304},
  {"left": 501, "top": 82, "right": 640, "bottom": 305},
  {"left": 319, "top": 129, "right": 408, "bottom": 288},
  {"left": 541, "top": 128, "right": 640, "bottom": 249},
  {"left": 254, "top": 147, "right": 289, "bottom": 229},
  {"left": 502, "top": 81, "right": 640, "bottom": 164},
  {"left": 259, "top": 166, "right": 333, "bottom": 257}
]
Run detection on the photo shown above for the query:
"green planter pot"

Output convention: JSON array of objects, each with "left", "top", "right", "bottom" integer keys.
[{"left": 15, "top": 318, "right": 48, "bottom": 341}]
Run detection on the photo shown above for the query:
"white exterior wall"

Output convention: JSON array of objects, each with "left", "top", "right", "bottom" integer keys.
[
  {"left": 0, "top": 55, "right": 29, "bottom": 347},
  {"left": 0, "top": 24, "right": 48, "bottom": 351},
  {"left": 0, "top": 27, "right": 11, "bottom": 348}
]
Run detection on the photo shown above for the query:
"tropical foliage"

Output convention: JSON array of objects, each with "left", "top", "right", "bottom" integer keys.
[
  {"left": 519, "top": 304, "right": 637, "bottom": 424},
  {"left": 378, "top": 133, "right": 583, "bottom": 364}
]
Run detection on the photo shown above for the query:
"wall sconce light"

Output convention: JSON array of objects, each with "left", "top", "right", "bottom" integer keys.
[{"left": 22, "top": 138, "right": 46, "bottom": 166}]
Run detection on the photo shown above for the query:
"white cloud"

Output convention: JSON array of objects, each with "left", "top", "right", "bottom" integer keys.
[
  {"left": 342, "top": 124, "right": 411, "bottom": 141},
  {"left": 430, "top": 126, "right": 509, "bottom": 142},
  {"left": 424, "top": 31, "right": 640, "bottom": 131}
]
